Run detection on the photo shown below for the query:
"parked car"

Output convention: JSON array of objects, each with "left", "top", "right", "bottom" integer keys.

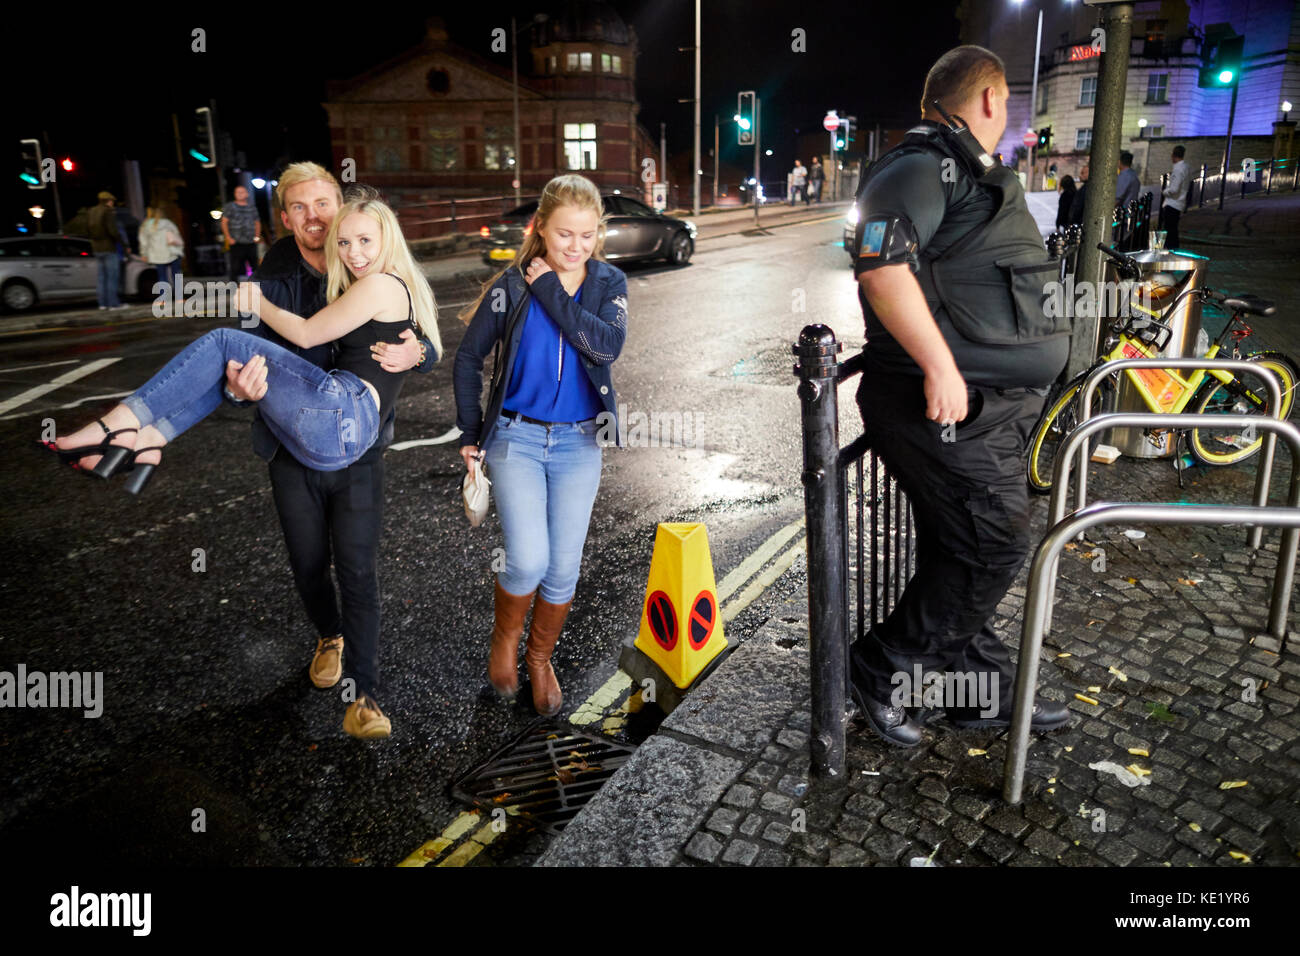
[
  {"left": 844, "top": 203, "right": 860, "bottom": 263},
  {"left": 479, "top": 194, "right": 696, "bottom": 267},
  {"left": 0, "top": 235, "right": 155, "bottom": 312}
]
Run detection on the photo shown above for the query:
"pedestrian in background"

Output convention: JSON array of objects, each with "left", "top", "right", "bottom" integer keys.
[
  {"left": 790, "top": 159, "right": 807, "bottom": 205},
  {"left": 454, "top": 173, "right": 628, "bottom": 718},
  {"left": 1115, "top": 150, "right": 1140, "bottom": 212},
  {"left": 87, "top": 191, "right": 130, "bottom": 310},
  {"left": 808, "top": 156, "right": 824, "bottom": 203},
  {"left": 1055, "top": 174, "right": 1076, "bottom": 229},
  {"left": 1160, "top": 145, "right": 1188, "bottom": 249},
  {"left": 139, "top": 207, "right": 184, "bottom": 298},
  {"left": 222, "top": 185, "right": 263, "bottom": 280},
  {"left": 1069, "top": 164, "right": 1089, "bottom": 225}
]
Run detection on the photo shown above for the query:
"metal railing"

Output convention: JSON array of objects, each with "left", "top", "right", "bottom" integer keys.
[
  {"left": 1062, "top": 358, "right": 1284, "bottom": 549},
  {"left": 795, "top": 326, "right": 915, "bottom": 778},
  {"left": 1186, "top": 157, "right": 1300, "bottom": 209},
  {"left": 1004, "top": 493, "right": 1300, "bottom": 805}
]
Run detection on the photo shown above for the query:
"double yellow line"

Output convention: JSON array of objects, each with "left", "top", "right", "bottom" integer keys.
[{"left": 398, "top": 515, "right": 808, "bottom": 866}]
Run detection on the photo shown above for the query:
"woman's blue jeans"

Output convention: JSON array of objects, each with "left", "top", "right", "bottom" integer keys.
[
  {"left": 122, "top": 327, "right": 380, "bottom": 472},
  {"left": 484, "top": 414, "right": 602, "bottom": 604}
]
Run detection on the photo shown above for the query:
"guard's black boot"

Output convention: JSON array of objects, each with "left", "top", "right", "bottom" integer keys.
[
  {"left": 948, "top": 698, "right": 1072, "bottom": 731},
  {"left": 850, "top": 681, "right": 924, "bottom": 748}
]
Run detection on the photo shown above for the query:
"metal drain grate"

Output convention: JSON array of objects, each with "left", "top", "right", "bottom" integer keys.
[{"left": 450, "top": 720, "right": 638, "bottom": 834}]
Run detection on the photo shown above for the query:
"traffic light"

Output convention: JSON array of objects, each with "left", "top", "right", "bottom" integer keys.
[
  {"left": 60, "top": 157, "right": 74, "bottom": 172},
  {"left": 192, "top": 106, "right": 217, "bottom": 167},
  {"left": 1199, "top": 34, "right": 1243, "bottom": 88},
  {"left": 736, "top": 91, "right": 755, "bottom": 146},
  {"left": 1037, "top": 126, "right": 1052, "bottom": 150},
  {"left": 19, "top": 138, "right": 45, "bottom": 189}
]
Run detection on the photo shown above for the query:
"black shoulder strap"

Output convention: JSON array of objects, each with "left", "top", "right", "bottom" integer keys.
[{"left": 385, "top": 272, "right": 416, "bottom": 330}]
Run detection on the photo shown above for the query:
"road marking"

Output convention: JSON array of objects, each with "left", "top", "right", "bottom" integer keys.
[
  {"left": 0, "top": 358, "right": 120, "bottom": 416},
  {"left": 716, "top": 517, "right": 804, "bottom": 603},
  {"left": 722, "top": 541, "right": 806, "bottom": 623},
  {"left": 397, "top": 514, "right": 809, "bottom": 865},
  {"left": 387, "top": 427, "right": 462, "bottom": 451},
  {"left": 0, "top": 359, "right": 79, "bottom": 375},
  {"left": 569, "top": 669, "right": 633, "bottom": 726},
  {"left": 0, "top": 314, "right": 169, "bottom": 338},
  {"left": 0, "top": 390, "right": 131, "bottom": 422}
]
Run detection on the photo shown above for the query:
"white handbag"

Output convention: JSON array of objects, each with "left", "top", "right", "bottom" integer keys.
[{"left": 462, "top": 458, "right": 491, "bottom": 527}]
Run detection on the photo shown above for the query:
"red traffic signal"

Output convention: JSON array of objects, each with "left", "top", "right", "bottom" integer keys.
[{"left": 60, "top": 158, "right": 74, "bottom": 172}]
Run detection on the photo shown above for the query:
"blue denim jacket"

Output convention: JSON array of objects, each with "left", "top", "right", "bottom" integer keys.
[{"left": 454, "top": 257, "right": 628, "bottom": 452}]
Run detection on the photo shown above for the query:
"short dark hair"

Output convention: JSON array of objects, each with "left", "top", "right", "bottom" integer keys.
[
  {"left": 921, "top": 45, "right": 1006, "bottom": 116},
  {"left": 1172, "top": 145, "right": 1185, "bottom": 158},
  {"left": 1119, "top": 150, "right": 1134, "bottom": 166}
]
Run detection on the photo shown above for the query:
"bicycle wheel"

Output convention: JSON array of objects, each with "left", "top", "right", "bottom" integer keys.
[
  {"left": 1025, "top": 373, "right": 1116, "bottom": 494},
  {"left": 1188, "top": 351, "right": 1299, "bottom": 466}
]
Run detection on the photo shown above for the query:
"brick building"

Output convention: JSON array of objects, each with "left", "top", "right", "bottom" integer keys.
[{"left": 322, "top": 4, "right": 656, "bottom": 225}]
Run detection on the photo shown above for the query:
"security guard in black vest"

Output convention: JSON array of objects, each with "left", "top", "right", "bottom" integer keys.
[{"left": 849, "top": 45, "right": 1072, "bottom": 746}]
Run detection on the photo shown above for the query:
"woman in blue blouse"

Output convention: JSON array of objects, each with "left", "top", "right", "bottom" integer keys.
[{"left": 454, "top": 174, "right": 628, "bottom": 716}]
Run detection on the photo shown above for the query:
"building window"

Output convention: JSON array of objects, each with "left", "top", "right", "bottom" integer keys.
[
  {"left": 483, "top": 126, "right": 516, "bottom": 170},
  {"left": 1075, "top": 128, "right": 1092, "bottom": 151},
  {"left": 374, "top": 147, "right": 402, "bottom": 172},
  {"left": 563, "top": 122, "right": 597, "bottom": 170},
  {"left": 549, "top": 55, "right": 557, "bottom": 74},
  {"left": 1145, "top": 19, "right": 1167, "bottom": 42},
  {"left": 1079, "top": 76, "right": 1097, "bottom": 107},
  {"left": 566, "top": 52, "right": 578, "bottom": 71},
  {"left": 1037, "top": 82, "right": 1048, "bottom": 115},
  {"left": 1146, "top": 73, "right": 1168, "bottom": 104},
  {"left": 579, "top": 51, "right": 592, "bottom": 72},
  {"left": 427, "top": 127, "right": 458, "bottom": 170},
  {"left": 601, "top": 53, "right": 612, "bottom": 72},
  {"left": 426, "top": 69, "right": 450, "bottom": 94},
  {"left": 1148, "top": 125, "right": 1164, "bottom": 138},
  {"left": 612, "top": 55, "right": 622, "bottom": 73}
]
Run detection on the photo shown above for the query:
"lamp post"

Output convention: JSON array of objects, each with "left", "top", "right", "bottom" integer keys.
[{"left": 1014, "top": 1, "right": 1044, "bottom": 192}]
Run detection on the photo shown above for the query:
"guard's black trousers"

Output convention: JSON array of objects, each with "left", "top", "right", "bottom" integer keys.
[
  {"left": 851, "top": 365, "right": 1046, "bottom": 715},
  {"left": 269, "top": 451, "right": 385, "bottom": 697}
]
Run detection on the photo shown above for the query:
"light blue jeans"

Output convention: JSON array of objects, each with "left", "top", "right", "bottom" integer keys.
[
  {"left": 122, "top": 327, "right": 379, "bottom": 472},
  {"left": 484, "top": 413, "right": 602, "bottom": 603}
]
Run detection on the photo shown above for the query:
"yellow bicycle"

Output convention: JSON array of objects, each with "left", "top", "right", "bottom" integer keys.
[{"left": 1026, "top": 274, "right": 1297, "bottom": 494}]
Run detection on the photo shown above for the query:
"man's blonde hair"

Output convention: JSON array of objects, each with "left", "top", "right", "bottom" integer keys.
[{"left": 275, "top": 162, "right": 343, "bottom": 213}]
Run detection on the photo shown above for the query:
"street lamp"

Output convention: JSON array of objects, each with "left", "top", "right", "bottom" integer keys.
[
  {"left": 1012, "top": 0, "right": 1044, "bottom": 192},
  {"left": 1284, "top": 101, "right": 1293, "bottom": 122},
  {"left": 1137, "top": 118, "right": 1147, "bottom": 138}
]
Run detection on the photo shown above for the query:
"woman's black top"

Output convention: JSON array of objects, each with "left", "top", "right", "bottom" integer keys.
[{"left": 334, "top": 273, "right": 417, "bottom": 421}]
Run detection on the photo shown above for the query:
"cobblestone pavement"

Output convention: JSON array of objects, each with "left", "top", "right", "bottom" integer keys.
[
  {"left": 541, "top": 445, "right": 1300, "bottom": 867},
  {"left": 539, "top": 195, "right": 1300, "bottom": 868}
]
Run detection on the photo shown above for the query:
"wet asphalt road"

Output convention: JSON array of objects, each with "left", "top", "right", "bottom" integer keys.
[{"left": 0, "top": 213, "right": 862, "bottom": 866}]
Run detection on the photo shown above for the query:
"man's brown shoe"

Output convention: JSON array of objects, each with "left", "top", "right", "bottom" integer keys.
[
  {"left": 309, "top": 635, "right": 344, "bottom": 688},
  {"left": 343, "top": 693, "right": 391, "bottom": 739},
  {"left": 525, "top": 597, "right": 571, "bottom": 717},
  {"left": 489, "top": 582, "right": 535, "bottom": 698}
]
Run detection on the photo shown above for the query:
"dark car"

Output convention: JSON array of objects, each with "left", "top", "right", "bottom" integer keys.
[{"left": 479, "top": 193, "right": 696, "bottom": 267}]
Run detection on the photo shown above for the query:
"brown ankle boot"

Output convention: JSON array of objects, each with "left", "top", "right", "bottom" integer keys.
[
  {"left": 525, "top": 597, "right": 572, "bottom": 717},
  {"left": 489, "top": 581, "right": 535, "bottom": 698}
]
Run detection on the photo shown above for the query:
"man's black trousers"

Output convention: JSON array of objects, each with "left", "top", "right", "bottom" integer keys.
[
  {"left": 1159, "top": 205, "right": 1181, "bottom": 250},
  {"left": 852, "top": 367, "right": 1046, "bottom": 713},
  {"left": 268, "top": 451, "right": 384, "bottom": 697}
]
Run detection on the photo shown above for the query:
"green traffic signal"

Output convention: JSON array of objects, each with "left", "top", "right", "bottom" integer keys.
[
  {"left": 1218, "top": 69, "right": 1234, "bottom": 84},
  {"left": 189, "top": 148, "right": 211, "bottom": 163},
  {"left": 19, "top": 173, "right": 39, "bottom": 185}
]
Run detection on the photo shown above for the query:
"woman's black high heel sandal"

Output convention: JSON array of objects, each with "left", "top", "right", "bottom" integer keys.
[
  {"left": 121, "top": 447, "right": 163, "bottom": 496},
  {"left": 39, "top": 419, "right": 138, "bottom": 478}
]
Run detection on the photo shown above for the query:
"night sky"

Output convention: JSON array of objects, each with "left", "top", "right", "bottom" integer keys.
[{"left": 2, "top": 0, "right": 962, "bottom": 226}]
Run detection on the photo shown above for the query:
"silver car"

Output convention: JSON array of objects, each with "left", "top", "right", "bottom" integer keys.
[{"left": 0, "top": 235, "right": 152, "bottom": 312}]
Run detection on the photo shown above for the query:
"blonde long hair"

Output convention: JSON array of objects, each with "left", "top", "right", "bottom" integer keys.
[
  {"left": 325, "top": 191, "right": 442, "bottom": 360},
  {"left": 458, "top": 173, "right": 606, "bottom": 324}
]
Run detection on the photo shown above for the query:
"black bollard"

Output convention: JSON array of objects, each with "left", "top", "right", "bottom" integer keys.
[{"left": 794, "top": 324, "right": 847, "bottom": 778}]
